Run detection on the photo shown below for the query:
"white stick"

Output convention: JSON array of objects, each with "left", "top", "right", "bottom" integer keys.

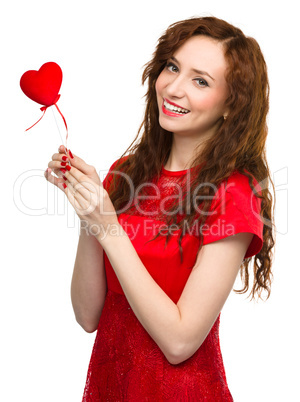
[{"left": 51, "top": 106, "right": 68, "bottom": 156}]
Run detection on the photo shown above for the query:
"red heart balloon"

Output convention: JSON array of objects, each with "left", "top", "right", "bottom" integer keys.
[{"left": 20, "top": 62, "right": 62, "bottom": 107}]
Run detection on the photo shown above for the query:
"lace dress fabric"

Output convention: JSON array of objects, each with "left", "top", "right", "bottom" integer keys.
[{"left": 82, "top": 159, "right": 264, "bottom": 401}]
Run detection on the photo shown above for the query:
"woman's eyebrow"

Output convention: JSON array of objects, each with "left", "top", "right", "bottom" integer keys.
[{"left": 170, "top": 56, "right": 215, "bottom": 81}]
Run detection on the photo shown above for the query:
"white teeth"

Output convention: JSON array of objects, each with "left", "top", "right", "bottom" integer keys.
[{"left": 163, "top": 100, "right": 189, "bottom": 114}]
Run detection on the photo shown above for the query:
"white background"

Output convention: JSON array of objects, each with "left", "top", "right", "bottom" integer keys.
[{"left": 1, "top": 0, "right": 298, "bottom": 401}]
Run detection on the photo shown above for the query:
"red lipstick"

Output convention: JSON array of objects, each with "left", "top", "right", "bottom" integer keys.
[
  {"left": 162, "top": 98, "right": 189, "bottom": 117},
  {"left": 164, "top": 98, "right": 188, "bottom": 109},
  {"left": 162, "top": 104, "right": 184, "bottom": 117}
]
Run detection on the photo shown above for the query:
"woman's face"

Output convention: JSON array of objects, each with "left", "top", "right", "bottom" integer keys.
[{"left": 155, "top": 35, "right": 229, "bottom": 139}]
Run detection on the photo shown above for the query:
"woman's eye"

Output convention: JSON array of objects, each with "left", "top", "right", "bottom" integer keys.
[
  {"left": 166, "top": 62, "right": 178, "bottom": 73},
  {"left": 195, "top": 78, "right": 208, "bottom": 87}
]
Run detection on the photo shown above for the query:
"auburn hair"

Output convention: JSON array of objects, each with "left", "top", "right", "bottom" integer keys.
[{"left": 106, "top": 16, "right": 275, "bottom": 301}]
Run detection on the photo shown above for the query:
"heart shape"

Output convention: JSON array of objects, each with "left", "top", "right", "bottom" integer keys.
[{"left": 20, "top": 62, "right": 62, "bottom": 106}]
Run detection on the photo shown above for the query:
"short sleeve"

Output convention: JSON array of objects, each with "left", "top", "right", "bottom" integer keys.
[
  {"left": 201, "top": 171, "right": 264, "bottom": 259},
  {"left": 102, "top": 155, "right": 130, "bottom": 193}
]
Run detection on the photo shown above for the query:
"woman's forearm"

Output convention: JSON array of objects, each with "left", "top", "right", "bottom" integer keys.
[
  {"left": 71, "top": 224, "right": 107, "bottom": 332},
  {"left": 97, "top": 225, "right": 182, "bottom": 362}
]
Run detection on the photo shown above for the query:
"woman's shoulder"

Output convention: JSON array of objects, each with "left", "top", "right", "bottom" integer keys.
[
  {"left": 108, "top": 155, "right": 131, "bottom": 171},
  {"left": 225, "top": 169, "right": 262, "bottom": 197},
  {"left": 205, "top": 169, "right": 262, "bottom": 215}
]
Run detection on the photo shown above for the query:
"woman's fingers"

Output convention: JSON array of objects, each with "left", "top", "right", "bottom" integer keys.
[
  {"left": 66, "top": 150, "right": 97, "bottom": 177},
  {"left": 45, "top": 147, "right": 107, "bottom": 224},
  {"left": 49, "top": 149, "right": 71, "bottom": 174},
  {"left": 61, "top": 178, "right": 96, "bottom": 218},
  {"left": 58, "top": 144, "right": 68, "bottom": 155},
  {"left": 46, "top": 160, "right": 96, "bottom": 205},
  {"left": 53, "top": 168, "right": 64, "bottom": 177},
  {"left": 44, "top": 168, "right": 66, "bottom": 191},
  {"left": 45, "top": 146, "right": 70, "bottom": 190},
  {"left": 46, "top": 147, "right": 101, "bottom": 204},
  {"left": 57, "top": 146, "right": 100, "bottom": 184},
  {"left": 64, "top": 180, "right": 94, "bottom": 213},
  {"left": 64, "top": 166, "right": 98, "bottom": 202}
]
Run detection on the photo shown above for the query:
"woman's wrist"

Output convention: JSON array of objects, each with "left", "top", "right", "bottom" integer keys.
[{"left": 95, "top": 222, "right": 127, "bottom": 247}]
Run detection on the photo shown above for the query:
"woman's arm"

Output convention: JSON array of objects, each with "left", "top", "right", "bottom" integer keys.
[
  {"left": 44, "top": 146, "right": 108, "bottom": 333},
  {"left": 98, "top": 226, "right": 253, "bottom": 364},
  {"left": 71, "top": 224, "right": 107, "bottom": 333}
]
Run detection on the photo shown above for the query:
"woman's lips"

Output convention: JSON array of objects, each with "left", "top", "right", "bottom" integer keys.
[
  {"left": 164, "top": 98, "right": 187, "bottom": 109},
  {"left": 162, "top": 98, "right": 190, "bottom": 117},
  {"left": 162, "top": 103, "right": 188, "bottom": 117}
]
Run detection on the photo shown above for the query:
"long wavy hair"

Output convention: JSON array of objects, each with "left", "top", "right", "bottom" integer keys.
[{"left": 106, "top": 16, "right": 275, "bottom": 301}]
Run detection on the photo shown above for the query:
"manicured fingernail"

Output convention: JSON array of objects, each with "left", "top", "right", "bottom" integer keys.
[
  {"left": 60, "top": 168, "right": 66, "bottom": 173},
  {"left": 62, "top": 155, "right": 68, "bottom": 161},
  {"left": 61, "top": 162, "right": 67, "bottom": 166},
  {"left": 63, "top": 175, "right": 67, "bottom": 180},
  {"left": 63, "top": 183, "right": 67, "bottom": 189},
  {"left": 69, "top": 150, "right": 74, "bottom": 159},
  {"left": 65, "top": 165, "right": 71, "bottom": 171}
]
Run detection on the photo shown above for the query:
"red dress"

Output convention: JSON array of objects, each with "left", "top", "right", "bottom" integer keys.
[{"left": 82, "top": 158, "right": 263, "bottom": 401}]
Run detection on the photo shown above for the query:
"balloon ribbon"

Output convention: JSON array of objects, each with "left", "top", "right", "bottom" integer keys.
[{"left": 25, "top": 94, "right": 68, "bottom": 145}]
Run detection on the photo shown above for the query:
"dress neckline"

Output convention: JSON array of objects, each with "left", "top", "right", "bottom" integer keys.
[
  {"left": 162, "top": 166, "right": 189, "bottom": 176},
  {"left": 162, "top": 163, "right": 203, "bottom": 176}
]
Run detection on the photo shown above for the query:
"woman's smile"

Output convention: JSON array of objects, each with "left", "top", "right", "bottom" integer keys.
[{"left": 162, "top": 98, "right": 190, "bottom": 117}]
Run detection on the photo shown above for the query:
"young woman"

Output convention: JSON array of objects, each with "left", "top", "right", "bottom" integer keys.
[{"left": 45, "top": 16, "right": 275, "bottom": 401}]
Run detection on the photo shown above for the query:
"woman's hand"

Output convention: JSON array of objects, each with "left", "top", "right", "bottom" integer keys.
[{"left": 44, "top": 145, "right": 119, "bottom": 238}]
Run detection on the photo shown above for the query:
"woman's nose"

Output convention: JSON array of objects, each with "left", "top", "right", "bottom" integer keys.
[{"left": 165, "top": 75, "right": 185, "bottom": 99}]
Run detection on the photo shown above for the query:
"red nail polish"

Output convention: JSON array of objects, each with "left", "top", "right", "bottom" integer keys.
[
  {"left": 60, "top": 168, "right": 66, "bottom": 173},
  {"left": 62, "top": 155, "right": 68, "bottom": 161},
  {"left": 63, "top": 183, "right": 67, "bottom": 189},
  {"left": 69, "top": 150, "right": 74, "bottom": 159},
  {"left": 63, "top": 175, "right": 67, "bottom": 180},
  {"left": 66, "top": 165, "right": 71, "bottom": 171},
  {"left": 61, "top": 162, "right": 67, "bottom": 166}
]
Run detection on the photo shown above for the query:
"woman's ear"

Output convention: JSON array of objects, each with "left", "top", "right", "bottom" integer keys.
[{"left": 223, "top": 108, "right": 230, "bottom": 120}]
